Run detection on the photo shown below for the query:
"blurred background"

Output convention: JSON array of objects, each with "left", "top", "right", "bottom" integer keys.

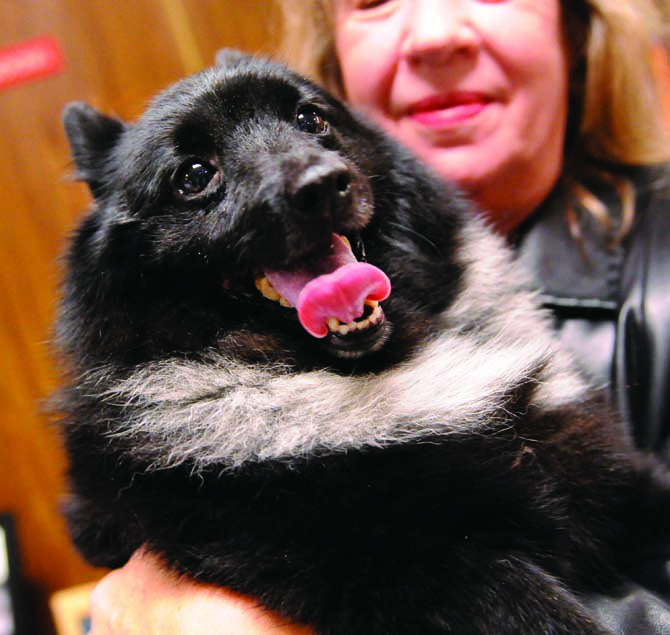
[
  {"left": 0, "top": 1, "right": 668, "bottom": 634},
  {"left": 0, "top": 2, "right": 275, "bottom": 632}
]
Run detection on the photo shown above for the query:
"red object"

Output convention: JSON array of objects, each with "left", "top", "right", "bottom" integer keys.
[{"left": 0, "top": 36, "right": 65, "bottom": 91}]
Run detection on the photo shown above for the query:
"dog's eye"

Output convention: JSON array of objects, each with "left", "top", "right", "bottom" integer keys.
[
  {"left": 174, "top": 160, "right": 218, "bottom": 196},
  {"left": 297, "top": 109, "right": 327, "bottom": 135}
]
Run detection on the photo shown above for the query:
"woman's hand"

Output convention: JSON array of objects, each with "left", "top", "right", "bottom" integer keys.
[{"left": 89, "top": 549, "right": 314, "bottom": 634}]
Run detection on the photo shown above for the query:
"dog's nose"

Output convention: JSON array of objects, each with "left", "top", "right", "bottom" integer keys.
[{"left": 291, "top": 159, "right": 352, "bottom": 217}]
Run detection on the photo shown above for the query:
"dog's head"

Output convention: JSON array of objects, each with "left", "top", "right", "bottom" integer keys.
[{"left": 61, "top": 51, "right": 467, "bottom": 369}]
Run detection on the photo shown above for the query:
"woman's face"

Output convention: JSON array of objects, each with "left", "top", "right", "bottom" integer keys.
[{"left": 334, "top": 0, "right": 571, "bottom": 233}]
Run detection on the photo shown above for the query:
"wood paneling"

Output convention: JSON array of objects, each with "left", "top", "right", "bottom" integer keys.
[
  {"left": 0, "top": 1, "right": 275, "bottom": 628},
  {"left": 654, "top": 43, "right": 670, "bottom": 124}
]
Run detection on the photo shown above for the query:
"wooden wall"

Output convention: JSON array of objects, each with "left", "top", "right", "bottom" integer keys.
[{"left": 0, "top": 1, "right": 275, "bottom": 630}]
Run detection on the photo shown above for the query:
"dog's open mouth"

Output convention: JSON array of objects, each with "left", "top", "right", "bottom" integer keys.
[{"left": 255, "top": 234, "right": 391, "bottom": 348}]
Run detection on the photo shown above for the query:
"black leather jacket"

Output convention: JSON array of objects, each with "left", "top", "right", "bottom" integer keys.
[{"left": 515, "top": 165, "right": 670, "bottom": 634}]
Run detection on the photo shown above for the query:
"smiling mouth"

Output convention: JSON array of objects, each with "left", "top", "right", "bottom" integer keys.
[
  {"left": 408, "top": 93, "right": 491, "bottom": 126},
  {"left": 256, "top": 274, "right": 385, "bottom": 336},
  {"left": 252, "top": 234, "right": 391, "bottom": 356}
]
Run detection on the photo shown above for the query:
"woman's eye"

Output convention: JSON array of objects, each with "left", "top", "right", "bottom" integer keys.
[
  {"left": 174, "top": 160, "right": 218, "bottom": 196},
  {"left": 297, "top": 109, "right": 328, "bottom": 134}
]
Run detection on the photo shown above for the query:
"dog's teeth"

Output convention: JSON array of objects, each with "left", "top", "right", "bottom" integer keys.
[
  {"left": 369, "top": 303, "right": 382, "bottom": 324},
  {"left": 255, "top": 275, "right": 293, "bottom": 306},
  {"left": 327, "top": 301, "right": 384, "bottom": 336},
  {"left": 257, "top": 274, "right": 383, "bottom": 334},
  {"left": 340, "top": 236, "right": 351, "bottom": 249},
  {"left": 255, "top": 276, "right": 280, "bottom": 301}
]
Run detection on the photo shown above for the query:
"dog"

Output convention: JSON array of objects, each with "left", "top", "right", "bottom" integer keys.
[{"left": 57, "top": 50, "right": 670, "bottom": 634}]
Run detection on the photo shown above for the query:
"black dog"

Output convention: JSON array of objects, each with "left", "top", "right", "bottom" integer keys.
[{"left": 57, "top": 50, "right": 670, "bottom": 634}]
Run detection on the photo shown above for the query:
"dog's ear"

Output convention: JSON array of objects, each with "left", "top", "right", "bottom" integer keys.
[
  {"left": 62, "top": 102, "right": 126, "bottom": 197},
  {"left": 215, "top": 48, "right": 249, "bottom": 70}
]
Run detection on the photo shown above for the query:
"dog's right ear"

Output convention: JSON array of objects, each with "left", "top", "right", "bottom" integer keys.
[{"left": 62, "top": 102, "right": 126, "bottom": 196}]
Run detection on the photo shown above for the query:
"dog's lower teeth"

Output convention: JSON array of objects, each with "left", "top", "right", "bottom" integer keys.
[{"left": 328, "top": 301, "right": 382, "bottom": 335}]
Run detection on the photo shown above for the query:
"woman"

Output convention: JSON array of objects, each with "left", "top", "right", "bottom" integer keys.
[
  {"left": 279, "top": 0, "right": 670, "bottom": 458},
  {"left": 90, "top": 1, "right": 670, "bottom": 632}
]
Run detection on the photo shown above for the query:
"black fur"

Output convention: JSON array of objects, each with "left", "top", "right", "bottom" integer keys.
[{"left": 56, "top": 52, "right": 670, "bottom": 634}]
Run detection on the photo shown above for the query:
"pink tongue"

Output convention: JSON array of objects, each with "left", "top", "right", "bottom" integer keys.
[{"left": 264, "top": 234, "right": 391, "bottom": 338}]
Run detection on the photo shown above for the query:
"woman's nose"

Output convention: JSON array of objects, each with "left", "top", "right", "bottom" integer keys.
[{"left": 400, "top": 0, "right": 480, "bottom": 65}]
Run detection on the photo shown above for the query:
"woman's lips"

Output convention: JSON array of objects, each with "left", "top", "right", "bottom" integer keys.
[{"left": 407, "top": 93, "right": 491, "bottom": 127}]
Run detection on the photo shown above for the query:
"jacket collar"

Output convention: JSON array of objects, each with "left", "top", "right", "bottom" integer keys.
[{"left": 513, "top": 175, "right": 629, "bottom": 312}]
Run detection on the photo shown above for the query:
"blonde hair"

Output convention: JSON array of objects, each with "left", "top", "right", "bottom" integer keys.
[{"left": 276, "top": 0, "right": 670, "bottom": 234}]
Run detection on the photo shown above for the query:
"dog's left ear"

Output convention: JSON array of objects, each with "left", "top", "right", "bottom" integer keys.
[
  {"left": 215, "top": 48, "right": 250, "bottom": 70},
  {"left": 62, "top": 102, "right": 126, "bottom": 196}
]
